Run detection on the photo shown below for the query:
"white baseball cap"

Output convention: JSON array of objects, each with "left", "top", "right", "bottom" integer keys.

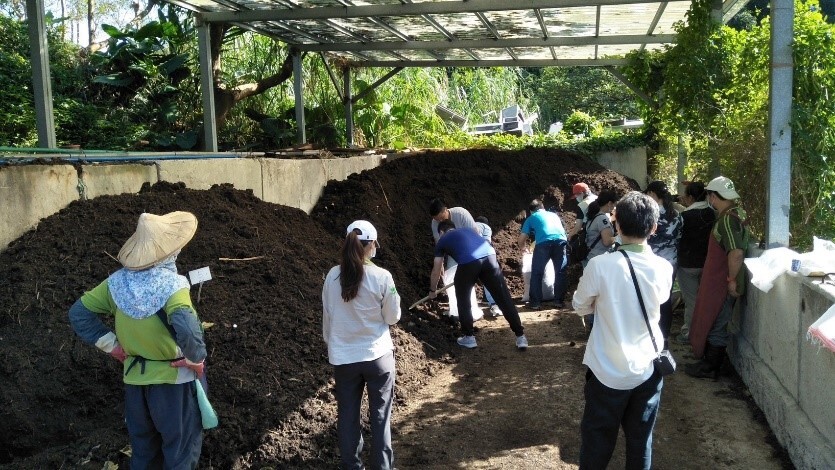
[
  {"left": 346, "top": 220, "right": 379, "bottom": 246},
  {"left": 706, "top": 176, "right": 740, "bottom": 200}
]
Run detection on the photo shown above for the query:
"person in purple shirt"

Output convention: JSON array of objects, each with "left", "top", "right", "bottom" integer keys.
[{"left": 428, "top": 220, "right": 527, "bottom": 350}]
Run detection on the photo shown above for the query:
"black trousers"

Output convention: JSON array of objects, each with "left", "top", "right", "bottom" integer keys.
[{"left": 454, "top": 255, "right": 524, "bottom": 337}]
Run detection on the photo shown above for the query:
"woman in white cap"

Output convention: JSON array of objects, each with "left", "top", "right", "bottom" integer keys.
[
  {"left": 68, "top": 211, "right": 207, "bottom": 469},
  {"left": 322, "top": 220, "right": 401, "bottom": 470}
]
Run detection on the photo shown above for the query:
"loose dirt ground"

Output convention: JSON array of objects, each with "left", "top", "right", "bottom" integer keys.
[
  {"left": 0, "top": 148, "right": 792, "bottom": 469},
  {"left": 393, "top": 306, "right": 791, "bottom": 469}
]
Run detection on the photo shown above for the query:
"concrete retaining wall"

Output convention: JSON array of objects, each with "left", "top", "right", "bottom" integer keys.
[
  {"left": 732, "top": 272, "right": 835, "bottom": 469},
  {"left": 596, "top": 147, "right": 647, "bottom": 187},
  {"left": 0, "top": 148, "right": 639, "bottom": 251},
  {"left": 0, "top": 155, "right": 383, "bottom": 251}
]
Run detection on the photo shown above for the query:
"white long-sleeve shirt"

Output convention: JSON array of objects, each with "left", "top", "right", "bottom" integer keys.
[
  {"left": 572, "top": 244, "right": 673, "bottom": 389},
  {"left": 322, "top": 262, "right": 401, "bottom": 365}
]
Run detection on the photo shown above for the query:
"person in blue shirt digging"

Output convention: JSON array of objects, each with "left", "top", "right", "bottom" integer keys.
[
  {"left": 428, "top": 220, "right": 527, "bottom": 350},
  {"left": 518, "top": 199, "right": 569, "bottom": 310}
]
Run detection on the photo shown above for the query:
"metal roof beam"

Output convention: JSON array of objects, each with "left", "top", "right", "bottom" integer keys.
[
  {"left": 722, "top": 0, "right": 749, "bottom": 23},
  {"left": 351, "top": 67, "right": 404, "bottom": 103},
  {"left": 199, "top": 0, "right": 674, "bottom": 23},
  {"left": 604, "top": 65, "right": 654, "bottom": 105},
  {"left": 639, "top": 2, "right": 668, "bottom": 52},
  {"left": 349, "top": 58, "right": 629, "bottom": 67},
  {"left": 297, "top": 34, "right": 674, "bottom": 52}
]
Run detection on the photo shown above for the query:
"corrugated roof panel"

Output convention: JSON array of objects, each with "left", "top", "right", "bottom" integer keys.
[{"left": 160, "top": 0, "right": 715, "bottom": 66}]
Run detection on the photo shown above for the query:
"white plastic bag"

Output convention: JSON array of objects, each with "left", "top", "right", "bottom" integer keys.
[
  {"left": 795, "top": 237, "right": 835, "bottom": 276},
  {"left": 521, "top": 252, "right": 555, "bottom": 302},
  {"left": 744, "top": 247, "right": 798, "bottom": 293},
  {"left": 442, "top": 265, "right": 483, "bottom": 321},
  {"left": 807, "top": 303, "right": 835, "bottom": 353}
]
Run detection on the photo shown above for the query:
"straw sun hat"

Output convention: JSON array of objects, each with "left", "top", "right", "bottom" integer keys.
[{"left": 118, "top": 212, "right": 198, "bottom": 270}]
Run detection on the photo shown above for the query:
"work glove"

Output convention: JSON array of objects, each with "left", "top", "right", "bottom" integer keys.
[{"left": 170, "top": 358, "right": 205, "bottom": 378}]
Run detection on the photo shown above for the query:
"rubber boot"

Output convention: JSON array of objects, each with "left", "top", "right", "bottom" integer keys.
[{"left": 685, "top": 344, "right": 726, "bottom": 379}]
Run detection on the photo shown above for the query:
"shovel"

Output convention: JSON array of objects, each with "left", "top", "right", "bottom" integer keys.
[{"left": 408, "top": 282, "right": 455, "bottom": 310}]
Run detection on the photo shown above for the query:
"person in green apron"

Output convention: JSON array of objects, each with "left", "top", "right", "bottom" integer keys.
[
  {"left": 686, "top": 177, "right": 750, "bottom": 379},
  {"left": 69, "top": 211, "right": 207, "bottom": 468}
]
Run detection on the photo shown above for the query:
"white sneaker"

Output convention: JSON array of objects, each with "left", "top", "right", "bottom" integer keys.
[
  {"left": 490, "top": 304, "right": 503, "bottom": 316},
  {"left": 516, "top": 334, "right": 529, "bottom": 351},
  {"left": 457, "top": 335, "right": 477, "bottom": 348}
]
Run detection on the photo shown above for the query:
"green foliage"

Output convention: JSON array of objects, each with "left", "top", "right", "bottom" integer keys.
[
  {"left": 562, "top": 111, "right": 604, "bottom": 138},
  {"left": 89, "top": 5, "right": 201, "bottom": 149},
  {"left": 423, "top": 128, "right": 647, "bottom": 155},
  {"left": 622, "top": 0, "right": 835, "bottom": 248},
  {"left": 523, "top": 66, "right": 640, "bottom": 125},
  {"left": 0, "top": 14, "right": 88, "bottom": 147}
]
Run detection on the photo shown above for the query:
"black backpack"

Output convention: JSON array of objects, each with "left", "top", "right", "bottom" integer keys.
[{"left": 567, "top": 213, "right": 605, "bottom": 265}]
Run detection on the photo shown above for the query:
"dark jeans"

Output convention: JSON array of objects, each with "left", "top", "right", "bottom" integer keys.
[
  {"left": 455, "top": 255, "right": 524, "bottom": 337},
  {"left": 125, "top": 382, "right": 203, "bottom": 470},
  {"left": 580, "top": 368, "right": 663, "bottom": 470},
  {"left": 529, "top": 240, "right": 568, "bottom": 306},
  {"left": 334, "top": 352, "right": 396, "bottom": 470},
  {"left": 707, "top": 294, "right": 737, "bottom": 347},
  {"left": 658, "top": 269, "right": 677, "bottom": 343}
]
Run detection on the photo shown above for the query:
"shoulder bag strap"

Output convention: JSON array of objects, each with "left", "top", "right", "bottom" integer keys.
[
  {"left": 619, "top": 250, "right": 660, "bottom": 353},
  {"left": 586, "top": 213, "right": 605, "bottom": 250}
]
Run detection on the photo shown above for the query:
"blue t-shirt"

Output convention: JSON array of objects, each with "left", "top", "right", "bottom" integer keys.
[
  {"left": 435, "top": 228, "right": 495, "bottom": 264},
  {"left": 521, "top": 210, "right": 567, "bottom": 245}
]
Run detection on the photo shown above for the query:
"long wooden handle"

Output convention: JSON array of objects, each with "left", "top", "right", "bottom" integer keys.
[{"left": 408, "top": 282, "right": 455, "bottom": 310}]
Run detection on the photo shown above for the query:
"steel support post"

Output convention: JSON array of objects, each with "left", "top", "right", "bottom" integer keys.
[
  {"left": 197, "top": 22, "right": 218, "bottom": 152},
  {"left": 26, "top": 0, "right": 56, "bottom": 148},
  {"left": 766, "top": 0, "right": 793, "bottom": 247},
  {"left": 344, "top": 67, "right": 354, "bottom": 147},
  {"left": 293, "top": 51, "right": 306, "bottom": 144}
]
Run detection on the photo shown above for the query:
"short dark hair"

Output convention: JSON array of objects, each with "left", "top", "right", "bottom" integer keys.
[
  {"left": 596, "top": 190, "right": 619, "bottom": 206},
  {"left": 528, "top": 199, "right": 544, "bottom": 213},
  {"left": 685, "top": 181, "right": 707, "bottom": 201},
  {"left": 429, "top": 198, "right": 446, "bottom": 217},
  {"left": 614, "top": 191, "right": 659, "bottom": 239},
  {"left": 437, "top": 219, "right": 456, "bottom": 235},
  {"left": 475, "top": 216, "right": 489, "bottom": 225}
]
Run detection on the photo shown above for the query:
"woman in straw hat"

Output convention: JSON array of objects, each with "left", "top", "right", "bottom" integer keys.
[
  {"left": 322, "top": 220, "right": 401, "bottom": 470},
  {"left": 68, "top": 211, "right": 206, "bottom": 468}
]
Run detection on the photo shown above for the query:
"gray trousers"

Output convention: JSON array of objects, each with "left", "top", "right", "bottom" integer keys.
[
  {"left": 334, "top": 351, "right": 395, "bottom": 470},
  {"left": 677, "top": 267, "right": 703, "bottom": 336}
]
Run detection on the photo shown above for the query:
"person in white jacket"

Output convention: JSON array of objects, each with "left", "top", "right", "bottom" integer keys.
[
  {"left": 572, "top": 192, "right": 673, "bottom": 469},
  {"left": 322, "top": 220, "right": 401, "bottom": 470}
]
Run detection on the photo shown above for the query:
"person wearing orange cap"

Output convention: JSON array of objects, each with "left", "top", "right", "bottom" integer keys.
[
  {"left": 568, "top": 182, "right": 598, "bottom": 239},
  {"left": 68, "top": 211, "right": 207, "bottom": 469}
]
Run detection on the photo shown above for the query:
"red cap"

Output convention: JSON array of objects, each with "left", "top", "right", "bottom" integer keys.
[{"left": 572, "top": 183, "right": 590, "bottom": 196}]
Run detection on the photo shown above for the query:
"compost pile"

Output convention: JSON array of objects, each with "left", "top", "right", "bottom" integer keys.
[{"left": 0, "top": 148, "right": 637, "bottom": 469}]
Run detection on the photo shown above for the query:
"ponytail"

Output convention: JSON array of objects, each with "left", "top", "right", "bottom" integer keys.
[
  {"left": 339, "top": 231, "right": 366, "bottom": 301},
  {"left": 660, "top": 193, "right": 677, "bottom": 222}
]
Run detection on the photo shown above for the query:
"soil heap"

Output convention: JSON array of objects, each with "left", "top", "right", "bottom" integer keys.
[{"left": 0, "top": 148, "right": 637, "bottom": 468}]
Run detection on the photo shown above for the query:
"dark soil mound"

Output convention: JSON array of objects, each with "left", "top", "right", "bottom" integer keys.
[{"left": 0, "top": 149, "right": 637, "bottom": 468}]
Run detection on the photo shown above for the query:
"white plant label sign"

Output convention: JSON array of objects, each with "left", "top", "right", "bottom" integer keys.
[{"left": 188, "top": 267, "right": 212, "bottom": 285}]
